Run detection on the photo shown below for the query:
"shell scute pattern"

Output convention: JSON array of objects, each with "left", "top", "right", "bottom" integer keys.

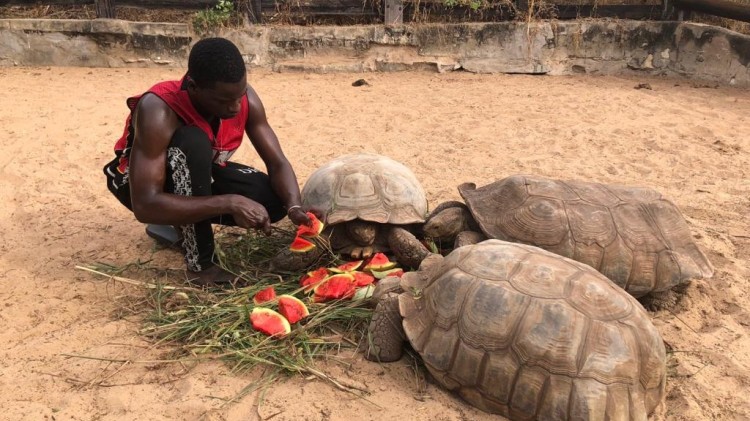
[
  {"left": 398, "top": 240, "right": 666, "bottom": 420},
  {"left": 302, "top": 153, "right": 427, "bottom": 225},
  {"left": 458, "top": 175, "right": 713, "bottom": 296}
]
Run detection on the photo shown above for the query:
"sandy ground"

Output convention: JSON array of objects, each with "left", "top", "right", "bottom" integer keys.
[{"left": 0, "top": 66, "right": 748, "bottom": 421}]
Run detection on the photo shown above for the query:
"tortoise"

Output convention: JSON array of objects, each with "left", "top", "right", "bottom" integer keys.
[
  {"left": 422, "top": 174, "right": 714, "bottom": 305},
  {"left": 271, "top": 153, "right": 430, "bottom": 271},
  {"left": 366, "top": 240, "right": 667, "bottom": 420}
]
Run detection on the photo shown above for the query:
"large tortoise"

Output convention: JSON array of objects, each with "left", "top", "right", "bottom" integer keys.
[
  {"left": 271, "top": 153, "right": 430, "bottom": 271},
  {"left": 423, "top": 175, "right": 714, "bottom": 303},
  {"left": 366, "top": 240, "right": 667, "bottom": 420}
]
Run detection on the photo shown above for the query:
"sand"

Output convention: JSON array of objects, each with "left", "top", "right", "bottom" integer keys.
[{"left": 0, "top": 66, "right": 748, "bottom": 420}]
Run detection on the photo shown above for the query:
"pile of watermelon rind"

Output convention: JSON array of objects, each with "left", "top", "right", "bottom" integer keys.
[
  {"left": 299, "top": 252, "right": 405, "bottom": 303},
  {"left": 250, "top": 252, "right": 406, "bottom": 339}
]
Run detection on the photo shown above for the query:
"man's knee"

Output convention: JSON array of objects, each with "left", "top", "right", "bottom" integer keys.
[{"left": 166, "top": 126, "right": 213, "bottom": 195}]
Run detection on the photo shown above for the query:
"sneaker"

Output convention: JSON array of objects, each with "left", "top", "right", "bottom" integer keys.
[{"left": 146, "top": 224, "right": 184, "bottom": 251}]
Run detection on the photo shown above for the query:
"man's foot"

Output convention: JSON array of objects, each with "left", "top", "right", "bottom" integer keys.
[{"left": 186, "top": 264, "right": 237, "bottom": 287}]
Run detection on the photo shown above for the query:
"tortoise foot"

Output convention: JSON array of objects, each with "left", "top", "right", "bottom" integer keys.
[{"left": 349, "top": 246, "right": 375, "bottom": 260}]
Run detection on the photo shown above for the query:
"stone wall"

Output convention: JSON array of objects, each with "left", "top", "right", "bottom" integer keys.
[{"left": 1, "top": 18, "right": 748, "bottom": 86}]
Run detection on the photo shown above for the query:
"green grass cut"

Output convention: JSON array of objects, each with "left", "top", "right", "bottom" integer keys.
[{"left": 84, "top": 225, "right": 377, "bottom": 394}]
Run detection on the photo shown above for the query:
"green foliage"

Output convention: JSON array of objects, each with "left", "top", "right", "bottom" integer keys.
[
  {"left": 443, "top": 0, "right": 508, "bottom": 12},
  {"left": 192, "top": 0, "right": 235, "bottom": 34},
  {"left": 443, "top": 0, "right": 486, "bottom": 11}
]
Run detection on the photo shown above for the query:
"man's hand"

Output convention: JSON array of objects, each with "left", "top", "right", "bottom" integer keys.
[
  {"left": 228, "top": 195, "right": 272, "bottom": 235},
  {"left": 287, "top": 206, "right": 311, "bottom": 227},
  {"left": 288, "top": 207, "right": 326, "bottom": 227}
]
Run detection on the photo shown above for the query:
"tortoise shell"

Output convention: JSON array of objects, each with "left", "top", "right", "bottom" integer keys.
[
  {"left": 301, "top": 153, "right": 428, "bottom": 225},
  {"left": 459, "top": 175, "right": 714, "bottom": 297},
  {"left": 399, "top": 240, "right": 666, "bottom": 420}
]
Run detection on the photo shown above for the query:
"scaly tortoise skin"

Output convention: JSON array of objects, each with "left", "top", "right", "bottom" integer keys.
[
  {"left": 367, "top": 240, "right": 667, "bottom": 420},
  {"left": 424, "top": 175, "right": 714, "bottom": 299},
  {"left": 271, "top": 153, "right": 430, "bottom": 271}
]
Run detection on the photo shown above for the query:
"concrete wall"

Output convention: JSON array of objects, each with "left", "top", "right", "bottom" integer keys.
[{"left": 1, "top": 18, "right": 748, "bottom": 86}]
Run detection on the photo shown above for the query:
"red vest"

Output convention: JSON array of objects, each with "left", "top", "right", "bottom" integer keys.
[{"left": 113, "top": 77, "right": 249, "bottom": 173}]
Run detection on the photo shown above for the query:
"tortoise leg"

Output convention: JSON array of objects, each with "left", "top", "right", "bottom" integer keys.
[
  {"left": 364, "top": 293, "right": 405, "bottom": 362},
  {"left": 387, "top": 226, "right": 430, "bottom": 270},
  {"left": 640, "top": 289, "right": 679, "bottom": 311},
  {"left": 454, "top": 230, "right": 487, "bottom": 248},
  {"left": 423, "top": 203, "right": 478, "bottom": 243}
]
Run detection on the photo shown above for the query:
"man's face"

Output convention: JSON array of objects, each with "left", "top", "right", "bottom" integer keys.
[{"left": 189, "top": 74, "right": 247, "bottom": 120}]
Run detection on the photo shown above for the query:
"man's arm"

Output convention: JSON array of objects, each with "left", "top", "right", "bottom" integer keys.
[
  {"left": 244, "top": 86, "right": 311, "bottom": 226},
  {"left": 129, "top": 93, "right": 271, "bottom": 232}
]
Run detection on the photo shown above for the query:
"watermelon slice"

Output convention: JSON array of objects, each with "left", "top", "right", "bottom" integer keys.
[
  {"left": 329, "top": 260, "right": 364, "bottom": 273},
  {"left": 353, "top": 284, "right": 376, "bottom": 301},
  {"left": 363, "top": 252, "right": 397, "bottom": 272},
  {"left": 296, "top": 212, "right": 325, "bottom": 238},
  {"left": 250, "top": 308, "right": 291, "bottom": 337},
  {"left": 371, "top": 268, "right": 405, "bottom": 279},
  {"left": 253, "top": 286, "right": 277, "bottom": 305},
  {"left": 353, "top": 271, "right": 376, "bottom": 287},
  {"left": 313, "top": 273, "right": 356, "bottom": 302},
  {"left": 300, "top": 267, "right": 330, "bottom": 292},
  {"left": 278, "top": 295, "right": 310, "bottom": 324},
  {"left": 289, "top": 236, "right": 315, "bottom": 253}
]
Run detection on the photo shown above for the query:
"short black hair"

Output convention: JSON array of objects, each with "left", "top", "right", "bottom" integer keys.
[{"left": 187, "top": 37, "right": 246, "bottom": 88}]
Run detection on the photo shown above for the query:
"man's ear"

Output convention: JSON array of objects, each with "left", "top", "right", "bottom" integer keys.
[{"left": 185, "top": 76, "right": 198, "bottom": 92}]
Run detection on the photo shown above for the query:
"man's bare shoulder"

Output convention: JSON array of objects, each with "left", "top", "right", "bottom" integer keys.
[
  {"left": 133, "top": 92, "right": 181, "bottom": 132},
  {"left": 135, "top": 92, "right": 172, "bottom": 115}
]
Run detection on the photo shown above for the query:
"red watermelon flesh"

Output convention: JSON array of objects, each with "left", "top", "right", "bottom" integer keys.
[
  {"left": 278, "top": 295, "right": 310, "bottom": 324},
  {"left": 253, "top": 286, "right": 277, "bottom": 305},
  {"left": 296, "top": 212, "right": 325, "bottom": 238},
  {"left": 289, "top": 236, "right": 316, "bottom": 253},
  {"left": 329, "top": 260, "right": 364, "bottom": 273},
  {"left": 313, "top": 273, "right": 356, "bottom": 302},
  {"left": 300, "top": 267, "right": 330, "bottom": 291},
  {"left": 250, "top": 308, "right": 291, "bottom": 337},
  {"left": 363, "top": 252, "right": 396, "bottom": 272},
  {"left": 353, "top": 271, "right": 376, "bottom": 287}
]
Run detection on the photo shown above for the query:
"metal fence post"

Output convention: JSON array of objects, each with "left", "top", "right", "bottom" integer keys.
[{"left": 384, "top": 0, "right": 403, "bottom": 25}]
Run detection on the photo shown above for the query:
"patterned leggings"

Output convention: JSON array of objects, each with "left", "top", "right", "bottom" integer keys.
[{"left": 106, "top": 126, "right": 286, "bottom": 271}]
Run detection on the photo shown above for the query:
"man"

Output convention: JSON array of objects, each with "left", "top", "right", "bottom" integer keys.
[{"left": 103, "top": 37, "right": 311, "bottom": 285}]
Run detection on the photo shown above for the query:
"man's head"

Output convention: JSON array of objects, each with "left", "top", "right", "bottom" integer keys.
[{"left": 186, "top": 37, "right": 247, "bottom": 120}]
